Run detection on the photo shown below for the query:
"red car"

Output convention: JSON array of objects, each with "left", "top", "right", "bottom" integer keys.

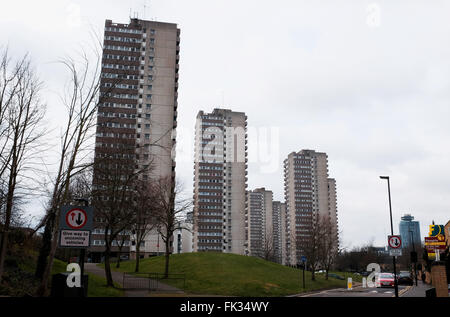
[{"left": 376, "top": 273, "right": 395, "bottom": 288}]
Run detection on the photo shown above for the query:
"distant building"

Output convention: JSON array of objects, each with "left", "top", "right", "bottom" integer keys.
[
  {"left": 173, "top": 220, "right": 193, "bottom": 254},
  {"left": 399, "top": 214, "right": 421, "bottom": 249},
  {"left": 246, "top": 188, "right": 273, "bottom": 259},
  {"left": 283, "top": 150, "right": 339, "bottom": 266},
  {"left": 193, "top": 109, "right": 248, "bottom": 254},
  {"left": 272, "top": 201, "right": 287, "bottom": 264}
]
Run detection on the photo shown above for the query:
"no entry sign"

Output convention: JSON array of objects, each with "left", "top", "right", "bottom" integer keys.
[
  {"left": 59, "top": 205, "right": 93, "bottom": 248},
  {"left": 388, "top": 235, "right": 402, "bottom": 249}
]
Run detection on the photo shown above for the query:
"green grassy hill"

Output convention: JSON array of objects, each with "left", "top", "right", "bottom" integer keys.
[{"left": 110, "top": 253, "right": 358, "bottom": 297}]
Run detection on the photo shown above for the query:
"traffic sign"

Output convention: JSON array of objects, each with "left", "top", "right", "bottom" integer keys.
[
  {"left": 60, "top": 230, "right": 90, "bottom": 248},
  {"left": 389, "top": 248, "right": 403, "bottom": 257},
  {"left": 301, "top": 256, "right": 307, "bottom": 263},
  {"left": 59, "top": 205, "right": 93, "bottom": 248},
  {"left": 388, "top": 235, "right": 402, "bottom": 249},
  {"left": 59, "top": 206, "right": 93, "bottom": 231}
]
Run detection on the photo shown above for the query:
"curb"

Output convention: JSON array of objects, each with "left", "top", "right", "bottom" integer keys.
[{"left": 396, "top": 285, "right": 412, "bottom": 297}]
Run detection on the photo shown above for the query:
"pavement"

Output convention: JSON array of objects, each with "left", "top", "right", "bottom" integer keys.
[
  {"left": 84, "top": 263, "right": 184, "bottom": 297},
  {"left": 400, "top": 281, "right": 433, "bottom": 297}
]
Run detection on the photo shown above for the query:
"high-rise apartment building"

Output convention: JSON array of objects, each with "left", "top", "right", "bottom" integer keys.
[
  {"left": 272, "top": 201, "right": 287, "bottom": 264},
  {"left": 399, "top": 214, "right": 421, "bottom": 249},
  {"left": 90, "top": 18, "right": 180, "bottom": 262},
  {"left": 283, "top": 150, "right": 338, "bottom": 266},
  {"left": 246, "top": 188, "right": 273, "bottom": 258},
  {"left": 193, "top": 109, "right": 248, "bottom": 254}
]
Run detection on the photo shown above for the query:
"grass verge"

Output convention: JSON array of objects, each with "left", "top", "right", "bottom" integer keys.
[{"left": 103, "top": 253, "right": 357, "bottom": 297}]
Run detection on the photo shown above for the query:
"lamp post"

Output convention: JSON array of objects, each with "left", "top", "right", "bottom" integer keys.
[
  {"left": 409, "top": 229, "right": 418, "bottom": 286},
  {"left": 379, "top": 176, "right": 399, "bottom": 298}
]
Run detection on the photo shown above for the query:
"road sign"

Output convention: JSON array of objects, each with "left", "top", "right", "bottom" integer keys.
[
  {"left": 59, "top": 206, "right": 93, "bottom": 231},
  {"left": 389, "top": 248, "right": 403, "bottom": 257},
  {"left": 301, "top": 256, "right": 307, "bottom": 263},
  {"left": 388, "top": 235, "right": 402, "bottom": 249},
  {"left": 59, "top": 205, "right": 93, "bottom": 248},
  {"left": 60, "top": 230, "right": 90, "bottom": 248}
]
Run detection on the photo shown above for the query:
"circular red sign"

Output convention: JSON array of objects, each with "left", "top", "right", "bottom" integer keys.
[
  {"left": 388, "top": 236, "right": 402, "bottom": 249},
  {"left": 65, "top": 208, "right": 88, "bottom": 229}
]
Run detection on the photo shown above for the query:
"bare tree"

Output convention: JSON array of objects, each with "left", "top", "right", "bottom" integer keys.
[
  {"left": 303, "top": 214, "right": 322, "bottom": 281},
  {"left": 0, "top": 49, "right": 46, "bottom": 281},
  {"left": 91, "top": 154, "right": 140, "bottom": 287},
  {"left": 133, "top": 179, "right": 158, "bottom": 273},
  {"left": 262, "top": 229, "right": 275, "bottom": 262},
  {"left": 317, "top": 215, "right": 339, "bottom": 280},
  {"left": 153, "top": 178, "right": 192, "bottom": 278},
  {"left": 115, "top": 232, "right": 128, "bottom": 268},
  {"left": 34, "top": 41, "right": 105, "bottom": 295}
]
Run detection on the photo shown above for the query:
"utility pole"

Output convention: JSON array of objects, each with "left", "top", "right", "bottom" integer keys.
[{"left": 380, "top": 176, "right": 399, "bottom": 298}]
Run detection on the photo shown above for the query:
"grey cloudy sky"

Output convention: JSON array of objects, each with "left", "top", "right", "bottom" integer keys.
[{"left": 1, "top": 0, "right": 449, "bottom": 249}]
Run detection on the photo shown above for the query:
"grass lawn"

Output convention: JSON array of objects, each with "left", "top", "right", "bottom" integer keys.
[{"left": 104, "top": 253, "right": 356, "bottom": 297}]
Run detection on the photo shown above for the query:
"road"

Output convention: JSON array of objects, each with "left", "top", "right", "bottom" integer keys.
[{"left": 299, "top": 285, "right": 409, "bottom": 297}]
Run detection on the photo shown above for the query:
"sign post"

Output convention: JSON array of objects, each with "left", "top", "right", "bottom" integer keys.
[
  {"left": 387, "top": 235, "right": 401, "bottom": 297},
  {"left": 59, "top": 203, "right": 92, "bottom": 295}
]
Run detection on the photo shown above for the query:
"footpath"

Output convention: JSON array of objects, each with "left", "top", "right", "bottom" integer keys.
[
  {"left": 400, "top": 281, "right": 433, "bottom": 297},
  {"left": 84, "top": 263, "right": 184, "bottom": 297}
]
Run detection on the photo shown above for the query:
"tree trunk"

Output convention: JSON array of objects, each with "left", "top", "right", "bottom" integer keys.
[
  {"left": 164, "top": 240, "right": 170, "bottom": 278},
  {"left": 35, "top": 212, "right": 55, "bottom": 279},
  {"left": 104, "top": 246, "right": 114, "bottom": 287},
  {"left": 135, "top": 245, "right": 140, "bottom": 273},
  {"left": 325, "top": 269, "right": 329, "bottom": 280},
  {"left": 35, "top": 224, "right": 59, "bottom": 296},
  {"left": 0, "top": 230, "right": 8, "bottom": 281},
  {"left": 116, "top": 254, "right": 121, "bottom": 268},
  {"left": 0, "top": 157, "right": 17, "bottom": 281}
]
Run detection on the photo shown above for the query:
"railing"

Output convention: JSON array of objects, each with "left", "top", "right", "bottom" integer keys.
[{"left": 122, "top": 272, "right": 186, "bottom": 293}]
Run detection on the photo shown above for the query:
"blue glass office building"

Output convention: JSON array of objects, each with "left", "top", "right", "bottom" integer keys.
[{"left": 399, "top": 214, "right": 421, "bottom": 249}]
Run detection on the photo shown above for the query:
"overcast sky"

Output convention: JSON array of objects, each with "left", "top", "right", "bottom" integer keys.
[{"left": 1, "top": 0, "right": 449, "bottom": 249}]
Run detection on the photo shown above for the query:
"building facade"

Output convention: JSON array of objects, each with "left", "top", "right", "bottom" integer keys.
[
  {"left": 246, "top": 188, "right": 273, "bottom": 259},
  {"left": 272, "top": 201, "right": 287, "bottom": 264},
  {"left": 193, "top": 109, "right": 248, "bottom": 254},
  {"left": 283, "top": 150, "right": 339, "bottom": 266},
  {"left": 90, "top": 18, "right": 180, "bottom": 262},
  {"left": 399, "top": 214, "right": 421, "bottom": 249}
]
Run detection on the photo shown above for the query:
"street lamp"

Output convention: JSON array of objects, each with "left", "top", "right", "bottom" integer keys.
[
  {"left": 409, "top": 229, "right": 418, "bottom": 286},
  {"left": 379, "top": 176, "right": 399, "bottom": 298}
]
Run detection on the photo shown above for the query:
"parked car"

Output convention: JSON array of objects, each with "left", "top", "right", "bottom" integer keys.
[
  {"left": 328, "top": 273, "right": 345, "bottom": 280},
  {"left": 397, "top": 271, "right": 413, "bottom": 285},
  {"left": 360, "top": 271, "right": 370, "bottom": 277},
  {"left": 376, "top": 273, "right": 395, "bottom": 288}
]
